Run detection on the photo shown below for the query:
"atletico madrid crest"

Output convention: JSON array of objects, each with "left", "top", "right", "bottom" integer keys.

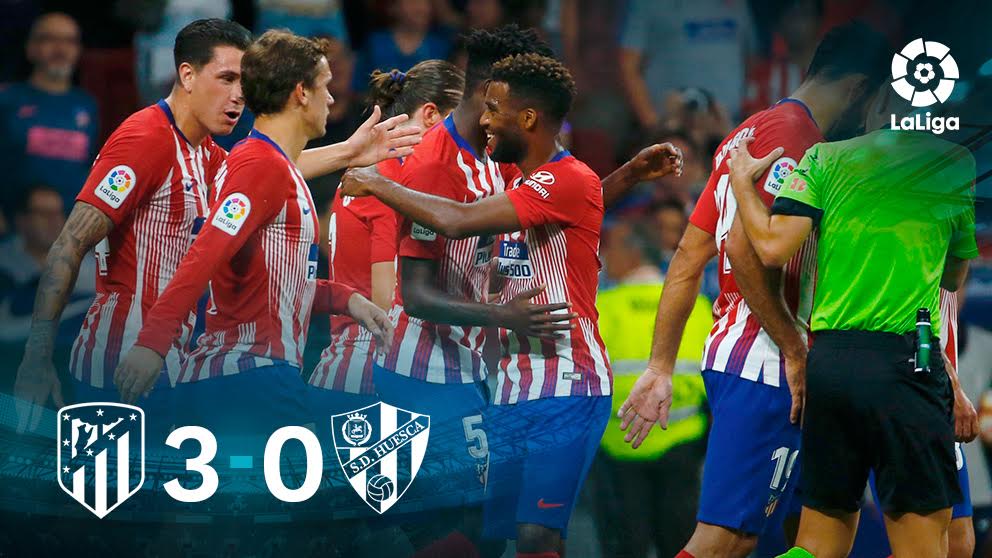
[{"left": 57, "top": 403, "right": 145, "bottom": 518}]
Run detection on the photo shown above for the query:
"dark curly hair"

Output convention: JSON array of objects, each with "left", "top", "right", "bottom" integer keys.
[
  {"left": 490, "top": 53, "right": 576, "bottom": 123},
  {"left": 241, "top": 30, "right": 326, "bottom": 116},
  {"left": 367, "top": 60, "right": 464, "bottom": 119},
  {"left": 462, "top": 24, "right": 553, "bottom": 93}
]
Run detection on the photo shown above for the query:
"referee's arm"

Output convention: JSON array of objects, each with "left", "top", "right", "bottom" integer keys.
[{"left": 725, "top": 138, "right": 814, "bottom": 268}]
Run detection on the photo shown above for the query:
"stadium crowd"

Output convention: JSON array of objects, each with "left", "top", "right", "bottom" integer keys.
[{"left": 0, "top": 1, "right": 991, "bottom": 558}]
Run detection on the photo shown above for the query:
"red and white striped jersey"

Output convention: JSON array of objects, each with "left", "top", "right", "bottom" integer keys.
[
  {"left": 71, "top": 100, "right": 225, "bottom": 389},
  {"left": 689, "top": 99, "right": 822, "bottom": 387},
  {"left": 940, "top": 289, "right": 958, "bottom": 368},
  {"left": 493, "top": 151, "right": 611, "bottom": 404},
  {"left": 379, "top": 115, "right": 504, "bottom": 384},
  {"left": 310, "top": 158, "right": 401, "bottom": 394},
  {"left": 136, "top": 130, "right": 356, "bottom": 380}
]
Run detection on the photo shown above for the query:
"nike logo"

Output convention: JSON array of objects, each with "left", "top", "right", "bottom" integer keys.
[
  {"left": 303, "top": 208, "right": 311, "bottom": 215},
  {"left": 537, "top": 499, "right": 565, "bottom": 509}
]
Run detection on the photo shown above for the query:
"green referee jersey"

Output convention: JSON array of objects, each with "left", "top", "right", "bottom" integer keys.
[{"left": 772, "top": 129, "right": 978, "bottom": 336}]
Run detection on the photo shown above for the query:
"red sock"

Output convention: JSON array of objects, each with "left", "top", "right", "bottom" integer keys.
[
  {"left": 676, "top": 551, "right": 696, "bottom": 558},
  {"left": 517, "top": 553, "right": 560, "bottom": 558}
]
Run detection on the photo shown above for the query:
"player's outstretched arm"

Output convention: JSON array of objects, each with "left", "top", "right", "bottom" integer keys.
[
  {"left": 601, "top": 142, "right": 684, "bottom": 208},
  {"left": 726, "top": 137, "right": 811, "bottom": 268},
  {"left": 726, "top": 218, "right": 807, "bottom": 424},
  {"left": 296, "top": 106, "right": 422, "bottom": 180},
  {"left": 14, "top": 202, "right": 113, "bottom": 431},
  {"left": 402, "top": 258, "right": 575, "bottom": 338},
  {"left": 618, "top": 223, "right": 716, "bottom": 448},
  {"left": 340, "top": 166, "right": 522, "bottom": 239}
]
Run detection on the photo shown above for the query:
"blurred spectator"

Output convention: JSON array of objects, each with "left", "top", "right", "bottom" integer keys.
[
  {"left": 0, "top": 12, "right": 98, "bottom": 218},
  {"left": 601, "top": 221, "right": 663, "bottom": 287},
  {"left": 593, "top": 220, "right": 711, "bottom": 558},
  {"left": 659, "top": 87, "right": 732, "bottom": 162},
  {"left": 0, "top": 185, "right": 95, "bottom": 345},
  {"left": 352, "top": 0, "right": 452, "bottom": 93},
  {"left": 255, "top": 0, "right": 348, "bottom": 41},
  {"left": 742, "top": 0, "right": 823, "bottom": 116},
  {"left": 50, "top": 0, "right": 140, "bottom": 141},
  {"left": 649, "top": 128, "right": 709, "bottom": 203},
  {"left": 651, "top": 199, "right": 688, "bottom": 272},
  {"left": 465, "top": 0, "right": 504, "bottom": 30},
  {"left": 135, "top": 0, "right": 232, "bottom": 105},
  {"left": 619, "top": 0, "right": 753, "bottom": 129}
]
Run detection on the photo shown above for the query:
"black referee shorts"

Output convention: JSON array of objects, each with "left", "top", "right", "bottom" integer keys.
[{"left": 800, "top": 330, "right": 961, "bottom": 514}]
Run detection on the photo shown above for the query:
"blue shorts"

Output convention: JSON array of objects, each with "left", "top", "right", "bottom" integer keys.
[
  {"left": 698, "top": 370, "right": 801, "bottom": 535},
  {"left": 72, "top": 373, "right": 174, "bottom": 450},
  {"left": 867, "top": 441, "right": 971, "bottom": 519},
  {"left": 483, "top": 396, "right": 611, "bottom": 539},
  {"left": 373, "top": 364, "right": 491, "bottom": 509},
  {"left": 172, "top": 363, "right": 311, "bottom": 457}
]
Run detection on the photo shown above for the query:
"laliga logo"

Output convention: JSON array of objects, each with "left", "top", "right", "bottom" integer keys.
[{"left": 890, "top": 38, "right": 960, "bottom": 134}]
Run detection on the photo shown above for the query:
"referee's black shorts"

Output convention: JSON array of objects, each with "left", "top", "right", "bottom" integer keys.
[{"left": 800, "top": 330, "right": 961, "bottom": 514}]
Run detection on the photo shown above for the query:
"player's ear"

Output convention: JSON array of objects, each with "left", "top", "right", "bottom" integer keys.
[
  {"left": 177, "top": 62, "right": 196, "bottom": 94},
  {"left": 295, "top": 81, "right": 309, "bottom": 107},
  {"left": 519, "top": 108, "right": 538, "bottom": 131},
  {"left": 421, "top": 102, "right": 440, "bottom": 127}
]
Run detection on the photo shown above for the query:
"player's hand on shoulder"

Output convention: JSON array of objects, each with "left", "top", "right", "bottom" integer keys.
[
  {"left": 726, "top": 136, "right": 784, "bottom": 183},
  {"left": 346, "top": 293, "right": 394, "bottom": 356},
  {"left": 498, "top": 284, "right": 577, "bottom": 340},
  {"left": 114, "top": 346, "right": 165, "bottom": 405},
  {"left": 629, "top": 142, "right": 684, "bottom": 182},
  {"left": 346, "top": 105, "right": 422, "bottom": 167}
]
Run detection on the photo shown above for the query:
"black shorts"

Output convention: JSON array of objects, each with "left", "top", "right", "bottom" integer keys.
[{"left": 801, "top": 330, "right": 961, "bottom": 514}]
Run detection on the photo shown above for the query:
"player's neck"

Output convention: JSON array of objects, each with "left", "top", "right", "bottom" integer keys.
[
  {"left": 790, "top": 80, "right": 844, "bottom": 133},
  {"left": 164, "top": 92, "right": 210, "bottom": 147},
  {"left": 253, "top": 113, "right": 307, "bottom": 163},
  {"left": 517, "top": 136, "right": 559, "bottom": 178},
  {"left": 451, "top": 96, "right": 488, "bottom": 156},
  {"left": 28, "top": 70, "right": 70, "bottom": 95}
]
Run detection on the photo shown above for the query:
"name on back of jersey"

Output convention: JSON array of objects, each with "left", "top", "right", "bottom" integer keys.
[
  {"left": 212, "top": 193, "right": 252, "bottom": 236},
  {"left": 94, "top": 165, "right": 137, "bottom": 209}
]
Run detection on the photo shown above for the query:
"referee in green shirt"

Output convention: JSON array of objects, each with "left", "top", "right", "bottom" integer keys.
[{"left": 724, "top": 126, "right": 977, "bottom": 558}]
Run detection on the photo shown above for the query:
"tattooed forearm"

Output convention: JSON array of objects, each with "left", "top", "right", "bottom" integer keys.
[{"left": 24, "top": 203, "right": 113, "bottom": 358}]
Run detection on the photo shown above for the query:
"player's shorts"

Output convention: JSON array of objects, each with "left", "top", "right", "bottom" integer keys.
[
  {"left": 372, "top": 364, "right": 491, "bottom": 509},
  {"left": 172, "top": 363, "right": 311, "bottom": 456},
  {"left": 483, "top": 395, "right": 611, "bottom": 539},
  {"left": 71, "top": 371, "right": 175, "bottom": 450},
  {"left": 802, "top": 330, "right": 960, "bottom": 514},
  {"left": 697, "top": 370, "right": 801, "bottom": 535}
]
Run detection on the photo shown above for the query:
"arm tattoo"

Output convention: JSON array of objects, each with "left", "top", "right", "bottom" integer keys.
[{"left": 25, "top": 203, "right": 113, "bottom": 358}]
